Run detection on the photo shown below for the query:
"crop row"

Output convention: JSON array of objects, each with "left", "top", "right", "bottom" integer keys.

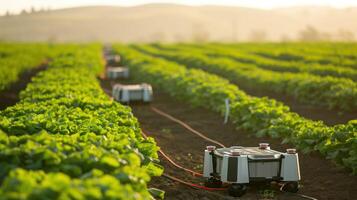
[
  {"left": 0, "top": 43, "right": 55, "bottom": 92},
  {"left": 219, "top": 43, "right": 357, "bottom": 70},
  {"left": 114, "top": 44, "right": 357, "bottom": 174},
  {"left": 167, "top": 43, "right": 357, "bottom": 81},
  {"left": 135, "top": 44, "right": 357, "bottom": 112},
  {"left": 0, "top": 44, "right": 162, "bottom": 199}
]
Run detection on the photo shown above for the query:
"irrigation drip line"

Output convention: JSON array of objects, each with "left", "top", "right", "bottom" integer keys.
[
  {"left": 142, "top": 130, "right": 226, "bottom": 191},
  {"left": 100, "top": 58, "right": 318, "bottom": 199},
  {"left": 279, "top": 185, "right": 318, "bottom": 200},
  {"left": 140, "top": 116, "right": 229, "bottom": 192},
  {"left": 146, "top": 106, "right": 318, "bottom": 200},
  {"left": 295, "top": 194, "right": 319, "bottom": 200},
  {"left": 141, "top": 130, "right": 203, "bottom": 177},
  {"left": 162, "top": 173, "right": 227, "bottom": 191},
  {"left": 150, "top": 106, "right": 226, "bottom": 148},
  {"left": 159, "top": 149, "right": 203, "bottom": 177}
]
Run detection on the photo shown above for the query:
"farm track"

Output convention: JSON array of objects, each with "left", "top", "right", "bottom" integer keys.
[
  {"left": 100, "top": 77, "right": 357, "bottom": 200},
  {"left": 0, "top": 63, "right": 47, "bottom": 110}
]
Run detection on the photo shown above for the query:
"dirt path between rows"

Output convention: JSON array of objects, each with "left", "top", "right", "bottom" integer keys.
[
  {"left": 100, "top": 76, "right": 357, "bottom": 200},
  {"left": 0, "top": 64, "right": 47, "bottom": 110},
  {"left": 134, "top": 46, "right": 357, "bottom": 126},
  {"left": 234, "top": 87, "right": 357, "bottom": 126}
]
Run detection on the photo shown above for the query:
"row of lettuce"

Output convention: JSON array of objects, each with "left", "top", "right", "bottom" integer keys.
[
  {"left": 218, "top": 42, "right": 357, "bottom": 70},
  {"left": 195, "top": 43, "right": 357, "bottom": 81},
  {"left": 0, "top": 43, "right": 57, "bottom": 92},
  {"left": 0, "top": 44, "right": 162, "bottom": 199},
  {"left": 135, "top": 44, "right": 357, "bottom": 112},
  {"left": 113, "top": 44, "right": 357, "bottom": 174}
]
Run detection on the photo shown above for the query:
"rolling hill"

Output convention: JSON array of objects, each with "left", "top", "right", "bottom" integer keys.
[{"left": 0, "top": 4, "right": 356, "bottom": 42}]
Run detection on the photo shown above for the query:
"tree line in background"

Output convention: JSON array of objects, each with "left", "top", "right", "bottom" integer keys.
[
  {"left": 297, "top": 26, "right": 355, "bottom": 42},
  {"left": 3, "top": 7, "right": 52, "bottom": 16}
]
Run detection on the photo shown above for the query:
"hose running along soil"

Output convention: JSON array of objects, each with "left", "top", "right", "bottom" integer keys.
[
  {"left": 150, "top": 106, "right": 226, "bottom": 148},
  {"left": 146, "top": 106, "right": 318, "bottom": 200},
  {"left": 141, "top": 130, "right": 228, "bottom": 192},
  {"left": 99, "top": 65, "right": 317, "bottom": 199},
  {"left": 141, "top": 130, "right": 203, "bottom": 177}
]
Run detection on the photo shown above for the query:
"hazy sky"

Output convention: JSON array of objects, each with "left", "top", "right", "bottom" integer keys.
[{"left": 1, "top": 0, "right": 357, "bottom": 15}]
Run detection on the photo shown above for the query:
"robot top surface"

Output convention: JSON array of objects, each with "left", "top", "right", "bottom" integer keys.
[
  {"left": 114, "top": 84, "right": 150, "bottom": 90},
  {"left": 107, "top": 66, "right": 127, "bottom": 71},
  {"left": 214, "top": 146, "right": 283, "bottom": 159}
]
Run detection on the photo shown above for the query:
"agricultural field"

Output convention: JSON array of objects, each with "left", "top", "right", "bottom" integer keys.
[
  {"left": 0, "top": 42, "right": 356, "bottom": 200},
  {"left": 0, "top": 44, "right": 162, "bottom": 199}
]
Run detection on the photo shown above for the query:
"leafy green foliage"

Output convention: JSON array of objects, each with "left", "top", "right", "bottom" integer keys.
[
  {"left": 0, "top": 44, "right": 162, "bottom": 199},
  {"left": 165, "top": 43, "right": 357, "bottom": 80},
  {"left": 0, "top": 43, "right": 56, "bottom": 92},
  {"left": 223, "top": 42, "right": 357, "bottom": 70},
  {"left": 114, "top": 44, "right": 356, "bottom": 174},
  {"left": 148, "top": 188, "right": 165, "bottom": 200},
  {"left": 141, "top": 44, "right": 357, "bottom": 111},
  {"left": 0, "top": 168, "right": 153, "bottom": 200}
]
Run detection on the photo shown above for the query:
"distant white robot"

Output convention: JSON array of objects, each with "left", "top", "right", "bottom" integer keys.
[
  {"left": 112, "top": 83, "right": 153, "bottom": 103},
  {"left": 106, "top": 67, "right": 129, "bottom": 79}
]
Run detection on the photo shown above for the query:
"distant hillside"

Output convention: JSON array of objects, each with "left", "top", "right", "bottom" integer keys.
[{"left": 0, "top": 4, "right": 356, "bottom": 42}]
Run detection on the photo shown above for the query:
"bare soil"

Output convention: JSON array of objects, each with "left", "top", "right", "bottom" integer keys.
[
  {"left": 0, "top": 64, "right": 47, "bottom": 110},
  {"left": 153, "top": 51, "right": 357, "bottom": 126},
  {"left": 136, "top": 46, "right": 356, "bottom": 126},
  {"left": 100, "top": 77, "right": 357, "bottom": 200},
  {"left": 237, "top": 87, "right": 357, "bottom": 126}
]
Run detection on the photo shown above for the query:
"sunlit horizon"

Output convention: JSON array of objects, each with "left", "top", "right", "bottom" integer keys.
[{"left": 1, "top": 0, "right": 357, "bottom": 15}]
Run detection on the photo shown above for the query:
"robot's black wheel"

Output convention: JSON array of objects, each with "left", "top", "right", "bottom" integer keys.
[
  {"left": 228, "top": 184, "right": 247, "bottom": 197},
  {"left": 281, "top": 181, "right": 299, "bottom": 193},
  {"left": 204, "top": 177, "right": 222, "bottom": 188}
]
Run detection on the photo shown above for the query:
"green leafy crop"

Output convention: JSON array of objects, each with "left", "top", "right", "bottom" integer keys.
[
  {"left": 114, "top": 44, "right": 356, "bottom": 174},
  {"left": 138, "top": 43, "right": 357, "bottom": 111},
  {"left": 0, "top": 44, "right": 162, "bottom": 199}
]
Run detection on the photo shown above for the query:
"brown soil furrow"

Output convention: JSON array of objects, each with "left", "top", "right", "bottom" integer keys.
[
  {"left": 0, "top": 64, "right": 47, "bottom": 110},
  {"left": 100, "top": 76, "right": 357, "bottom": 199}
]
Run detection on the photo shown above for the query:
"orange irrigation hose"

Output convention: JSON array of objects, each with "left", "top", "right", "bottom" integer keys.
[
  {"left": 159, "top": 149, "right": 203, "bottom": 177},
  {"left": 162, "top": 173, "right": 227, "bottom": 191},
  {"left": 150, "top": 106, "right": 226, "bottom": 148},
  {"left": 141, "top": 131, "right": 227, "bottom": 192},
  {"left": 103, "top": 84, "right": 317, "bottom": 199},
  {"left": 145, "top": 107, "right": 318, "bottom": 199},
  {"left": 141, "top": 130, "right": 203, "bottom": 177}
]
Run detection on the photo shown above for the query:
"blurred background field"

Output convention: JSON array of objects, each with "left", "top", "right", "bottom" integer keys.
[
  {"left": 1, "top": 1, "right": 357, "bottom": 200},
  {"left": 1, "top": 3, "right": 357, "bottom": 42}
]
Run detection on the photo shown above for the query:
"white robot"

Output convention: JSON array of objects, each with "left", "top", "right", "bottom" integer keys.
[
  {"left": 112, "top": 83, "right": 153, "bottom": 103},
  {"left": 203, "top": 143, "right": 300, "bottom": 197},
  {"left": 106, "top": 67, "right": 129, "bottom": 79}
]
